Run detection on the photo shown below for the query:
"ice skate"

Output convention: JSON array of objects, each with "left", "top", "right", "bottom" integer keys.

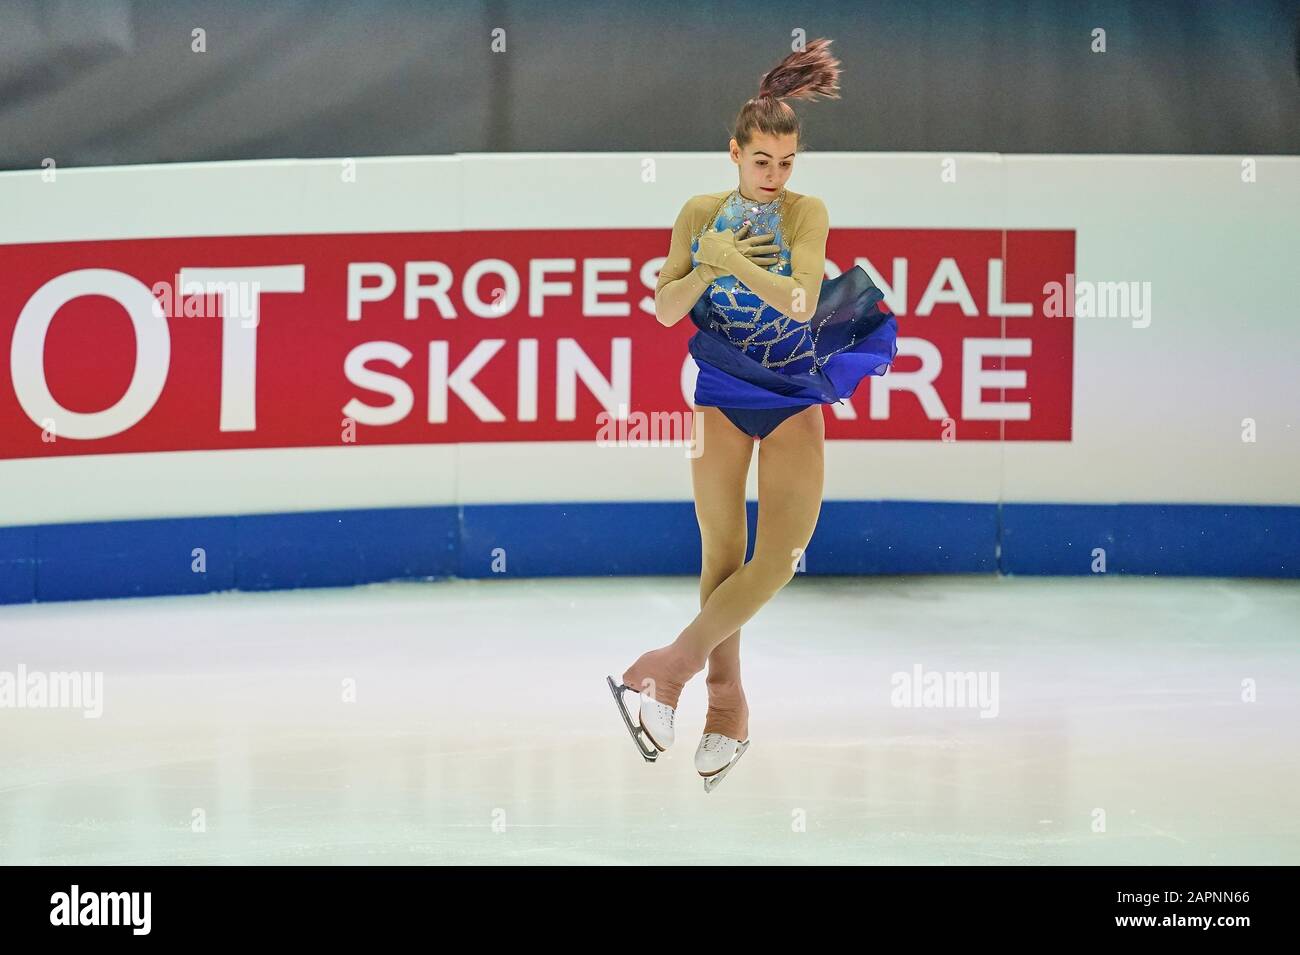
[
  {"left": 696, "top": 733, "right": 751, "bottom": 792},
  {"left": 606, "top": 675, "right": 676, "bottom": 761}
]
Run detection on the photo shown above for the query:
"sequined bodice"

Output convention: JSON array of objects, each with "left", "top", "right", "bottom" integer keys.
[{"left": 690, "top": 190, "right": 816, "bottom": 374}]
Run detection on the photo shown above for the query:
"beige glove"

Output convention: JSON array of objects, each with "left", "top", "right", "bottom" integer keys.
[
  {"left": 697, "top": 223, "right": 781, "bottom": 271},
  {"left": 734, "top": 223, "right": 781, "bottom": 267}
]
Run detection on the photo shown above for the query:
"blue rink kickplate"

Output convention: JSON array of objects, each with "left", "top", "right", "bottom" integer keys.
[
  {"left": 234, "top": 507, "right": 459, "bottom": 591},
  {"left": 1, "top": 500, "right": 1296, "bottom": 604},
  {"left": 810, "top": 500, "right": 998, "bottom": 574},
  {"left": 458, "top": 501, "right": 700, "bottom": 577},
  {"left": 1001, "top": 503, "right": 1298, "bottom": 578},
  {"left": 0, "top": 524, "right": 37, "bottom": 603},
  {"left": 457, "top": 499, "right": 998, "bottom": 577},
  {"left": 10, "top": 507, "right": 459, "bottom": 603},
  {"left": 34, "top": 516, "right": 237, "bottom": 602}
]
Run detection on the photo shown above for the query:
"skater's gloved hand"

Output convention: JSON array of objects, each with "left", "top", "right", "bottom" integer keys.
[
  {"left": 695, "top": 224, "right": 741, "bottom": 269},
  {"left": 734, "top": 222, "right": 781, "bottom": 267},
  {"left": 697, "top": 223, "right": 780, "bottom": 271}
]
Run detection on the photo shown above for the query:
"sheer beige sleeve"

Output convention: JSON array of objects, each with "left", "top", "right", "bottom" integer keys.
[
  {"left": 654, "top": 198, "right": 724, "bottom": 327},
  {"left": 721, "top": 196, "right": 829, "bottom": 323}
]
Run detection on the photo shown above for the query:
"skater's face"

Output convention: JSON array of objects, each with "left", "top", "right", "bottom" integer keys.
[{"left": 730, "top": 132, "right": 797, "bottom": 203}]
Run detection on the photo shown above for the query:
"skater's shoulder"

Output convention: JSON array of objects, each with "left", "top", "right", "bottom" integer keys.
[
  {"left": 671, "top": 192, "right": 730, "bottom": 231},
  {"left": 784, "top": 192, "right": 829, "bottom": 238},
  {"left": 681, "top": 191, "right": 731, "bottom": 215},
  {"left": 784, "top": 191, "right": 827, "bottom": 219}
]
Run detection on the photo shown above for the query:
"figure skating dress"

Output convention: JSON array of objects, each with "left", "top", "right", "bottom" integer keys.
[{"left": 658, "top": 188, "right": 898, "bottom": 439}]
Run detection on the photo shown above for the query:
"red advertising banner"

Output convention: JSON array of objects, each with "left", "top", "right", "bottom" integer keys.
[{"left": 1, "top": 228, "right": 1073, "bottom": 459}]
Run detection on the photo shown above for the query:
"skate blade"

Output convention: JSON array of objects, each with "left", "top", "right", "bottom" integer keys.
[
  {"left": 702, "top": 739, "right": 750, "bottom": 793},
  {"left": 606, "top": 675, "right": 658, "bottom": 762}
]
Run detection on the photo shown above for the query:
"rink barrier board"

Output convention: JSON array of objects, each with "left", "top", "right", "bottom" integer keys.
[
  {"left": 0, "top": 508, "right": 458, "bottom": 604},
  {"left": 456, "top": 499, "right": 999, "bottom": 578},
  {"left": 0, "top": 501, "right": 1294, "bottom": 604},
  {"left": 1000, "top": 503, "right": 1297, "bottom": 578}
]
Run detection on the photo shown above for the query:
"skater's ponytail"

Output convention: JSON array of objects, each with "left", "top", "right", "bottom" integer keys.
[{"left": 732, "top": 37, "right": 842, "bottom": 150}]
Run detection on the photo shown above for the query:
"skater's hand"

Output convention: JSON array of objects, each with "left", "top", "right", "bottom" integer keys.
[
  {"left": 695, "top": 224, "right": 740, "bottom": 269},
  {"left": 733, "top": 222, "right": 781, "bottom": 267},
  {"left": 698, "top": 223, "right": 781, "bottom": 272}
]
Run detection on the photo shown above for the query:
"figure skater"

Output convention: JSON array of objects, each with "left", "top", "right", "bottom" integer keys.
[{"left": 607, "top": 38, "right": 898, "bottom": 791}]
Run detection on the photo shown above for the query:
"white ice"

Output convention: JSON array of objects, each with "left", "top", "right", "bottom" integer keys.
[{"left": 1, "top": 574, "right": 1298, "bottom": 864}]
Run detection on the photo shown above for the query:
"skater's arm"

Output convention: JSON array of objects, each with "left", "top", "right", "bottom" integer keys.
[
  {"left": 655, "top": 201, "right": 724, "bottom": 328},
  {"left": 712, "top": 196, "right": 829, "bottom": 324}
]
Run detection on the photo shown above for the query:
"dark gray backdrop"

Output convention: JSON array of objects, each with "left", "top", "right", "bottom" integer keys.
[{"left": 1, "top": 0, "right": 1297, "bottom": 171}]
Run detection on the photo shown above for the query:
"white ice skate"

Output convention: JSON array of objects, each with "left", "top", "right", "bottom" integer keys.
[
  {"left": 606, "top": 676, "right": 675, "bottom": 761},
  {"left": 696, "top": 733, "right": 751, "bottom": 792}
]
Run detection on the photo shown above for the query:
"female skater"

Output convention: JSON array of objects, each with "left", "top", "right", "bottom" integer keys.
[{"left": 607, "top": 38, "right": 898, "bottom": 791}]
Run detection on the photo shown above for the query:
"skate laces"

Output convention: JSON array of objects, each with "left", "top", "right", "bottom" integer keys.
[{"left": 642, "top": 695, "right": 674, "bottom": 726}]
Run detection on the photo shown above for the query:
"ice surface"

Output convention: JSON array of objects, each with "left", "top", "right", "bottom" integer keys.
[{"left": 1, "top": 574, "right": 1297, "bottom": 864}]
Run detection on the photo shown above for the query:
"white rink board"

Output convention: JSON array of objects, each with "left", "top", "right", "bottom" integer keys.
[{"left": 1, "top": 153, "right": 1296, "bottom": 526}]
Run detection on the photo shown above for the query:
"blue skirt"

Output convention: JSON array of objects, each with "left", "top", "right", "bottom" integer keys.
[{"left": 688, "top": 266, "right": 899, "bottom": 431}]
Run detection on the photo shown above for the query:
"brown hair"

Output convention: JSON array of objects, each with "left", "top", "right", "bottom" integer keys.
[{"left": 732, "top": 37, "right": 842, "bottom": 151}]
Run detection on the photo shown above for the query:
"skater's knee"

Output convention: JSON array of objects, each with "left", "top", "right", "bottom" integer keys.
[
  {"left": 701, "top": 539, "right": 746, "bottom": 578},
  {"left": 748, "top": 549, "right": 799, "bottom": 589}
]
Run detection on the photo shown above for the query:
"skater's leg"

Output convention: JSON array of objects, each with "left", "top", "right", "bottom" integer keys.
[
  {"left": 704, "top": 652, "right": 750, "bottom": 740},
  {"left": 701, "top": 545, "right": 745, "bottom": 681},
  {"left": 695, "top": 427, "right": 752, "bottom": 739},
  {"left": 622, "top": 405, "right": 753, "bottom": 708},
  {"left": 669, "top": 404, "right": 824, "bottom": 667},
  {"left": 693, "top": 404, "right": 751, "bottom": 684}
]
